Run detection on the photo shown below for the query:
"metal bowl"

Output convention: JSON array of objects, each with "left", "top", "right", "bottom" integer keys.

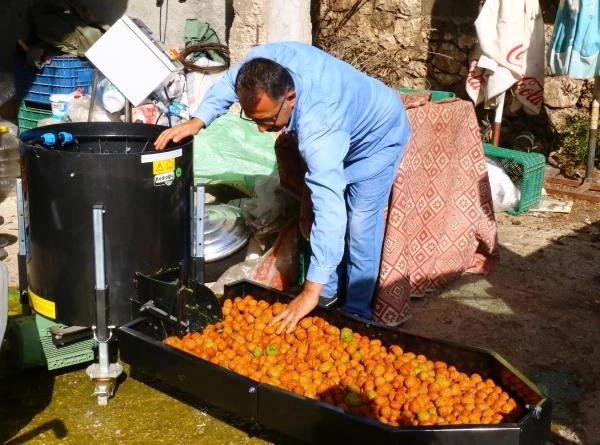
[{"left": 204, "top": 204, "right": 250, "bottom": 263}]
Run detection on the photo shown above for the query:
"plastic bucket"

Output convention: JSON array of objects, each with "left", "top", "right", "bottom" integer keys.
[{"left": 49, "top": 94, "right": 70, "bottom": 120}]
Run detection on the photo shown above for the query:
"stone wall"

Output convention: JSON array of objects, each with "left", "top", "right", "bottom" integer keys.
[
  {"left": 315, "top": 0, "right": 592, "bottom": 149},
  {"left": 229, "top": 0, "right": 312, "bottom": 65}
]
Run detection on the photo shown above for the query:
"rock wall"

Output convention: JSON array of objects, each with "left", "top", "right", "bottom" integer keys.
[
  {"left": 316, "top": 0, "right": 478, "bottom": 93},
  {"left": 315, "top": 0, "right": 592, "bottom": 149}
]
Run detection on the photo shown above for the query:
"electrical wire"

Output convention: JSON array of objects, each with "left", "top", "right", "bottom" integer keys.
[{"left": 178, "top": 42, "right": 231, "bottom": 74}]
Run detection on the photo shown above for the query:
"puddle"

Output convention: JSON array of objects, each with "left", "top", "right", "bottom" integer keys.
[{"left": 526, "top": 364, "right": 584, "bottom": 421}]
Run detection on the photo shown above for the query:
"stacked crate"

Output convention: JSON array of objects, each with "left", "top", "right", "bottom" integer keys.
[{"left": 14, "top": 53, "right": 95, "bottom": 134}]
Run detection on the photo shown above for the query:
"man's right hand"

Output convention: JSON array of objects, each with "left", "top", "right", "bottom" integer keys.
[
  {"left": 154, "top": 117, "right": 205, "bottom": 151},
  {"left": 269, "top": 280, "right": 324, "bottom": 334}
]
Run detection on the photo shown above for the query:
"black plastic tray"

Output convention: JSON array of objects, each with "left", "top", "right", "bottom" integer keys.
[{"left": 117, "top": 280, "right": 551, "bottom": 445}]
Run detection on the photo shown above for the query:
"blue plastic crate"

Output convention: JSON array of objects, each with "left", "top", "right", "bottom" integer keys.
[
  {"left": 48, "top": 56, "right": 93, "bottom": 68},
  {"left": 14, "top": 54, "right": 94, "bottom": 105}
]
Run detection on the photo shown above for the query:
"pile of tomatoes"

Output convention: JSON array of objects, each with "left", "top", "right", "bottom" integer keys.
[{"left": 164, "top": 295, "right": 522, "bottom": 426}]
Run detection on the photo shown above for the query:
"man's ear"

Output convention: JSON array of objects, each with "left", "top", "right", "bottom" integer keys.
[{"left": 286, "top": 90, "right": 296, "bottom": 107}]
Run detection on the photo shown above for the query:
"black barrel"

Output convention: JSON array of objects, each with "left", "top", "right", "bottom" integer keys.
[{"left": 20, "top": 122, "right": 192, "bottom": 327}]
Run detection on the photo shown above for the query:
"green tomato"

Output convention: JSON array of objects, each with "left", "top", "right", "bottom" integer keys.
[
  {"left": 366, "top": 389, "right": 378, "bottom": 400},
  {"left": 340, "top": 327, "right": 353, "bottom": 343},
  {"left": 435, "top": 376, "right": 450, "bottom": 388},
  {"left": 417, "top": 410, "right": 430, "bottom": 422},
  {"left": 253, "top": 346, "right": 263, "bottom": 357},
  {"left": 266, "top": 345, "right": 278, "bottom": 356},
  {"left": 347, "top": 383, "right": 360, "bottom": 394},
  {"left": 344, "top": 391, "right": 362, "bottom": 407}
]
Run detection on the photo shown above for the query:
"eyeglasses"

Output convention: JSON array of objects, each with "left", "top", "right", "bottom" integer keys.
[{"left": 239, "top": 97, "right": 286, "bottom": 126}]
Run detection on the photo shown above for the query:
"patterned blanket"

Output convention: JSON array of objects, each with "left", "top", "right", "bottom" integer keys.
[{"left": 373, "top": 96, "right": 499, "bottom": 325}]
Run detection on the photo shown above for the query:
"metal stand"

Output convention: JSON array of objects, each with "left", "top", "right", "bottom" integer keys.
[
  {"left": 15, "top": 178, "right": 31, "bottom": 315},
  {"left": 88, "top": 69, "right": 100, "bottom": 123},
  {"left": 191, "top": 184, "right": 206, "bottom": 283},
  {"left": 86, "top": 205, "right": 123, "bottom": 405}
]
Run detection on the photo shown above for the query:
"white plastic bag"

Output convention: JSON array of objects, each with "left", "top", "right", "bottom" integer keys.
[
  {"left": 99, "top": 78, "right": 126, "bottom": 114},
  {"left": 0, "top": 72, "right": 15, "bottom": 107},
  {"left": 186, "top": 57, "right": 225, "bottom": 115},
  {"left": 67, "top": 95, "right": 115, "bottom": 122},
  {"left": 240, "top": 175, "right": 296, "bottom": 237},
  {"left": 486, "top": 157, "right": 521, "bottom": 212}
]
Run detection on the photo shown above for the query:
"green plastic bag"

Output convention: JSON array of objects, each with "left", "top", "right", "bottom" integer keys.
[{"left": 193, "top": 113, "right": 278, "bottom": 196}]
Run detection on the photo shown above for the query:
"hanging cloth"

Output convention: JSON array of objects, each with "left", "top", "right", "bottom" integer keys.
[
  {"left": 466, "top": 0, "right": 545, "bottom": 115},
  {"left": 547, "top": 0, "right": 600, "bottom": 79}
]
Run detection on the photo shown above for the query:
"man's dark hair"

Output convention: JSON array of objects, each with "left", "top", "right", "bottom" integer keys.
[{"left": 235, "top": 57, "right": 294, "bottom": 109}]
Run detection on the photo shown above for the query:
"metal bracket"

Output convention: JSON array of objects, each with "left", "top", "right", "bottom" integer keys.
[
  {"left": 91, "top": 325, "right": 115, "bottom": 344},
  {"left": 50, "top": 325, "right": 93, "bottom": 347},
  {"left": 138, "top": 299, "right": 188, "bottom": 329}
]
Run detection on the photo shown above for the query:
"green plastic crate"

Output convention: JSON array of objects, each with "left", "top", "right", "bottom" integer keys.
[
  {"left": 396, "top": 87, "right": 455, "bottom": 101},
  {"left": 17, "top": 101, "right": 52, "bottom": 134},
  {"left": 483, "top": 143, "right": 546, "bottom": 215},
  {"left": 35, "top": 314, "right": 95, "bottom": 371}
]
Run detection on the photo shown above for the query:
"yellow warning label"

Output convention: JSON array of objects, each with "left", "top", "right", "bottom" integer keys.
[
  {"left": 29, "top": 287, "right": 56, "bottom": 319},
  {"left": 153, "top": 158, "right": 175, "bottom": 175}
]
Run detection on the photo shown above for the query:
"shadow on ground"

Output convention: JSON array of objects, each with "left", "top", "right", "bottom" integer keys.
[
  {"left": 401, "top": 220, "right": 600, "bottom": 445},
  {"left": 0, "top": 367, "right": 59, "bottom": 443}
]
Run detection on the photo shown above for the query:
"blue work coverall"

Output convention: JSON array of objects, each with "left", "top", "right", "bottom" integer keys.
[{"left": 194, "top": 41, "right": 411, "bottom": 320}]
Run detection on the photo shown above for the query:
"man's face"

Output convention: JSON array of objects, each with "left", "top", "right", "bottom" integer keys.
[{"left": 240, "top": 90, "right": 296, "bottom": 132}]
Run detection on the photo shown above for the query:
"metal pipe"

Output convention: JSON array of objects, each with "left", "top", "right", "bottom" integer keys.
[
  {"left": 584, "top": 76, "right": 600, "bottom": 183},
  {"left": 87, "top": 204, "right": 123, "bottom": 405},
  {"left": 92, "top": 205, "right": 108, "bottom": 342},
  {"left": 98, "top": 341, "right": 109, "bottom": 375},
  {"left": 88, "top": 69, "right": 100, "bottom": 122},
  {"left": 124, "top": 99, "right": 132, "bottom": 123}
]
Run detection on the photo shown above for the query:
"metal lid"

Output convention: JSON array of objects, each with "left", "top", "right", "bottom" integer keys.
[{"left": 204, "top": 204, "right": 250, "bottom": 262}]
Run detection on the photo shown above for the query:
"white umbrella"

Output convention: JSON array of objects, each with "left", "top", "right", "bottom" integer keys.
[
  {"left": 547, "top": 0, "right": 600, "bottom": 182},
  {"left": 466, "top": 0, "right": 545, "bottom": 146}
]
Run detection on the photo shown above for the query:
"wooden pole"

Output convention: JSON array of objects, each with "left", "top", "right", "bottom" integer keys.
[{"left": 491, "top": 91, "right": 506, "bottom": 147}]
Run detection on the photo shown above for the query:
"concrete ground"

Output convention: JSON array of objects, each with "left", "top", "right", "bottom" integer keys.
[{"left": 1, "top": 191, "right": 599, "bottom": 445}]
